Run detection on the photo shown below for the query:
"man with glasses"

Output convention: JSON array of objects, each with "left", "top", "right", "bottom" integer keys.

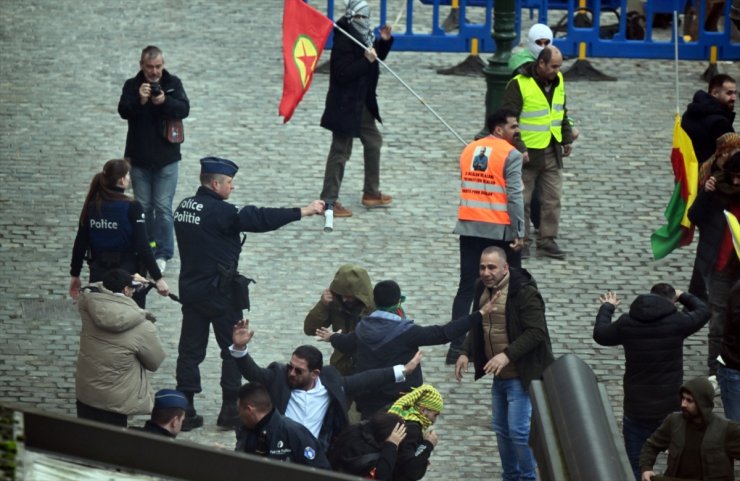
[{"left": 230, "top": 319, "right": 421, "bottom": 452}]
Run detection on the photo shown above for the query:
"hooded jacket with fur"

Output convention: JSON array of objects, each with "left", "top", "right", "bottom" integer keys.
[{"left": 75, "top": 282, "right": 165, "bottom": 415}]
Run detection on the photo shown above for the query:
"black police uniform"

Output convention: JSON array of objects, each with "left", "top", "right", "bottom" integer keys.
[
  {"left": 70, "top": 192, "right": 162, "bottom": 307},
  {"left": 235, "top": 408, "right": 330, "bottom": 469},
  {"left": 173, "top": 186, "right": 301, "bottom": 405}
]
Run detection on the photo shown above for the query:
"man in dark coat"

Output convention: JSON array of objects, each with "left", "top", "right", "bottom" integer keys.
[
  {"left": 682, "top": 73, "right": 736, "bottom": 302},
  {"left": 454, "top": 246, "right": 554, "bottom": 481},
  {"left": 174, "top": 157, "right": 323, "bottom": 431},
  {"left": 639, "top": 377, "right": 740, "bottom": 481},
  {"left": 235, "top": 382, "right": 330, "bottom": 469},
  {"left": 318, "top": 280, "right": 497, "bottom": 418},
  {"left": 681, "top": 74, "right": 736, "bottom": 165},
  {"left": 231, "top": 319, "right": 421, "bottom": 452},
  {"left": 688, "top": 152, "right": 740, "bottom": 377},
  {"left": 118, "top": 45, "right": 189, "bottom": 272},
  {"left": 319, "top": 0, "right": 394, "bottom": 218},
  {"left": 593, "top": 284, "right": 710, "bottom": 481}
]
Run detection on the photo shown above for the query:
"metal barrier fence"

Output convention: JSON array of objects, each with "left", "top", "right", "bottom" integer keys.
[{"left": 317, "top": 0, "right": 739, "bottom": 61}]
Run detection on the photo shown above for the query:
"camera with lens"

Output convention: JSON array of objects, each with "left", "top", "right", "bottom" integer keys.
[{"left": 150, "top": 82, "right": 162, "bottom": 97}]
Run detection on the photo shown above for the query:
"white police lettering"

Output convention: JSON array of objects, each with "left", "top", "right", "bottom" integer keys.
[
  {"left": 89, "top": 218, "right": 118, "bottom": 229},
  {"left": 174, "top": 198, "right": 203, "bottom": 225}
]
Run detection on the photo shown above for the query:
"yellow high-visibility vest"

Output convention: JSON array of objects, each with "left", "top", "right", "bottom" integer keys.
[
  {"left": 458, "top": 136, "right": 513, "bottom": 225},
  {"left": 515, "top": 72, "right": 565, "bottom": 149}
]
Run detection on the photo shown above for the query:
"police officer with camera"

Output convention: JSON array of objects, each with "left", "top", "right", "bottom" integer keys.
[{"left": 173, "top": 156, "right": 324, "bottom": 431}]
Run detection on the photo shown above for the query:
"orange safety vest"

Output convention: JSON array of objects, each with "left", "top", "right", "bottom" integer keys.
[{"left": 458, "top": 136, "right": 512, "bottom": 225}]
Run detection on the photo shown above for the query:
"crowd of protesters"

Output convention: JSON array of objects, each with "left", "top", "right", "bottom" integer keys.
[{"left": 67, "top": 5, "right": 738, "bottom": 480}]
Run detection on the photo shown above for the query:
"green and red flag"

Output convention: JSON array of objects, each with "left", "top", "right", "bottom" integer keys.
[
  {"left": 650, "top": 114, "right": 699, "bottom": 260},
  {"left": 279, "top": 0, "right": 333, "bottom": 123}
]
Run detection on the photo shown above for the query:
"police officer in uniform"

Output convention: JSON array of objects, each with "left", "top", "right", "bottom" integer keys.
[
  {"left": 235, "top": 382, "right": 330, "bottom": 469},
  {"left": 69, "top": 158, "right": 169, "bottom": 307},
  {"left": 173, "top": 156, "right": 324, "bottom": 431}
]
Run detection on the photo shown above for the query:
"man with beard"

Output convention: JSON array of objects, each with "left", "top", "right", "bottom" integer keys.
[
  {"left": 682, "top": 74, "right": 736, "bottom": 302},
  {"left": 593, "top": 284, "right": 710, "bottom": 481},
  {"left": 304, "top": 265, "right": 374, "bottom": 375},
  {"left": 446, "top": 108, "right": 525, "bottom": 364},
  {"left": 639, "top": 377, "right": 740, "bottom": 481},
  {"left": 118, "top": 45, "right": 189, "bottom": 273},
  {"left": 230, "top": 319, "right": 421, "bottom": 453},
  {"left": 682, "top": 74, "right": 736, "bottom": 165},
  {"left": 454, "top": 246, "right": 554, "bottom": 481},
  {"left": 689, "top": 152, "right": 740, "bottom": 376},
  {"left": 502, "top": 46, "right": 574, "bottom": 260}
]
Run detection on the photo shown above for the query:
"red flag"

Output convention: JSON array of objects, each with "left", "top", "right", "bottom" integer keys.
[
  {"left": 650, "top": 114, "right": 699, "bottom": 259},
  {"left": 279, "top": 0, "right": 333, "bottom": 123}
]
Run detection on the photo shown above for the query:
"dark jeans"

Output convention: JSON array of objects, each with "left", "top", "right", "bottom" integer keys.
[
  {"left": 623, "top": 415, "right": 662, "bottom": 481},
  {"left": 76, "top": 400, "right": 128, "bottom": 427},
  {"left": 176, "top": 303, "right": 242, "bottom": 398},
  {"left": 448, "top": 235, "right": 521, "bottom": 352}
]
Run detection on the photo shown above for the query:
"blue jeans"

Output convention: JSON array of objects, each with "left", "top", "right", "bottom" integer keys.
[
  {"left": 131, "top": 162, "right": 178, "bottom": 260},
  {"left": 718, "top": 365, "right": 740, "bottom": 422},
  {"left": 622, "top": 416, "right": 662, "bottom": 481},
  {"left": 491, "top": 378, "right": 537, "bottom": 481}
]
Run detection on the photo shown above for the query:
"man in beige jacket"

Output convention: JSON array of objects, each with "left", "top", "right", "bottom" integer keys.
[{"left": 75, "top": 268, "right": 166, "bottom": 426}]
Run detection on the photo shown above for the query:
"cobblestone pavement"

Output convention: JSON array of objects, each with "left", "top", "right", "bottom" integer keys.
[{"left": 1, "top": 1, "right": 738, "bottom": 479}]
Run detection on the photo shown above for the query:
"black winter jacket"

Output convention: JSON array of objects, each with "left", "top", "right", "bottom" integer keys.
[
  {"left": 331, "top": 309, "right": 482, "bottom": 417},
  {"left": 593, "top": 293, "right": 709, "bottom": 423},
  {"left": 461, "top": 268, "right": 554, "bottom": 389},
  {"left": 118, "top": 69, "right": 189, "bottom": 169},
  {"left": 235, "top": 408, "right": 330, "bottom": 469},
  {"left": 681, "top": 90, "right": 735, "bottom": 164},
  {"left": 234, "top": 352, "right": 398, "bottom": 452},
  {"left": 393, "top": 421, "right": 434, "bottom": 481},
  {"left": 320, "top": 17, "right": 392, "bottom": 138},
  {"left": 688, "top": 187, "right": 739, "bottom": 279}
]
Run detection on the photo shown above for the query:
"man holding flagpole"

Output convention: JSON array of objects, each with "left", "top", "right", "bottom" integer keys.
[{"left": 319, "top": 0, "right": 394, "bottom": 218}]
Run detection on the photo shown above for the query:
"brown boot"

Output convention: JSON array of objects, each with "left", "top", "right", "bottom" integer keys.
[
  {"left": 361, "top": 192, "right": 393, "bottom": 207},
  {"left": 332, "top": 202, "right": 353, "bottom": 218}
]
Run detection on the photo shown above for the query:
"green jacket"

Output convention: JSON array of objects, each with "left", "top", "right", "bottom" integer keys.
[
  {"left": 639, "top": 377, "right": 740, "bottom": 481},
  {"left": 304, "top": 265, "right": 374, "bottom": 375}
]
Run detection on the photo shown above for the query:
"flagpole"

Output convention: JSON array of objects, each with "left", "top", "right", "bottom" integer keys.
[
  {"left": 333, "top": 22, "right": 468, "bottom": 145},
  {"left": 674, "top": 9, "right": 680, "bottom": 116}
]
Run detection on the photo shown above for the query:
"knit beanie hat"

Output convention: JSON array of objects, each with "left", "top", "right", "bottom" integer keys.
[{"left": 373, "top": 280, "right": 401, "bottom": 309}]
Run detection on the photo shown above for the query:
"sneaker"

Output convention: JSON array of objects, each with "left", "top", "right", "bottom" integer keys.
[
  {"left": 332, "top": 202, "right": 353, "bottom": 218},
  {"left": 361, "top": 192, "right": 393, "bottom": 208},
  {"left": 181, "top": 411, "right": 204, "bottom": 432},
  {"left": 216, "top": 402, "right": 240, "bottom": 430},
  {"left": 536, "top": 240, "right": 567, "bottom": 259},
  {"left": 156, "top": 258, "right": 167, "bottom": 274}
]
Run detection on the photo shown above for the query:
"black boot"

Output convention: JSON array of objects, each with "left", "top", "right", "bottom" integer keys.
[
  {"left": 181, "top": 392, "right": 204, "bottom": 432},
  {"left": 216, "top": 391, "right": 240, "bottom": 430}
]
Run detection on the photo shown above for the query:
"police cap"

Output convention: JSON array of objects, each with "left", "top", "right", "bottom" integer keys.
[{"left": 200, "top": 156, "right": 239, "bottom": 177}]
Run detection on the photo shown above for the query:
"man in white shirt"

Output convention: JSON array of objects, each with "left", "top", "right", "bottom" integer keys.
[{"left": 230, "top": 319, "right": 420, "bottom": 450}]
